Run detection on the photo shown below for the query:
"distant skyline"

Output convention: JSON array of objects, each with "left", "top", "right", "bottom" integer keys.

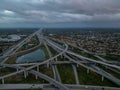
[{"left": 0, "top": 0, "right": 120, "bottom": 28}]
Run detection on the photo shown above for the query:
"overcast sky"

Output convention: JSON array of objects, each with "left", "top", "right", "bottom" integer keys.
[{"left": 0, "top": 0, "right": 120, "bottom": 28}]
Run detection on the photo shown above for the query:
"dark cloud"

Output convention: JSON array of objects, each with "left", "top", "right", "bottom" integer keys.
[{"left": 0, "top": 0, "right": 120, "bottom": 27}]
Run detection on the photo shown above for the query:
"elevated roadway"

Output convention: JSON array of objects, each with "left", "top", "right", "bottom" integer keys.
[
  {"left": 0, "top": 29, "right": 120, "bottom": 90},
  {"left": 45, "top": 38, "right": 120, "bottom": 86},
  {"left": 0, "top": 84, "right": 120, "bottom": 90}
]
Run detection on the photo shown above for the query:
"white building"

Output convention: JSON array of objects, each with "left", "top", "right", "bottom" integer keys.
[{"left": 0, "top": 35, "right": 21, "bottom": 42}]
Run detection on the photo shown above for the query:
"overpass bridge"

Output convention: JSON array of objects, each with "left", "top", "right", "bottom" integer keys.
[{"left": 0, "top": 29, "right": 120, "bottom": 90}]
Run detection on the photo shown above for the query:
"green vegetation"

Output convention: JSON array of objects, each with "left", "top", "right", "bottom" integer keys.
[
  {"left": 97, "top": 65, "right": 120, "bottom": 79},
  {"left": 57, "top": 56, "right": 69, "bottom": 61},
  {"left": 1, "top": 39, "right": 119, "bottom": 87},
  {"left": 57, "top": 64, "right": 76, "bottom": 84},
  {"left": 5, "top": 73, "right": 48, "bottom": 84},
  {"left": 77, "top": 66, "right": 119, "bottom": 87},
  {"left": 0, "top": 67, "right": 16, "bottom": 76},
  {"left": 100, "top": 54, "right": 120, "bottom": 61},
  {"left": 0, "top": 65, "right": 53, "bottom": 84},
  {"left": 81, "top": 52, "right": 100, "bottom": 60},
  {"left": 51, "top": 39, "right": 64, "bottom": 46},
  {"left": 5, "top": 44, "right": 41, "bottom": 64},
  {"left": 17, "top": 36, "right": 39, "bottom": 52},
  {"left": 5, "top": 55, "right": 18, "bottom": 64},
  {"left": 48, "top": 45, "right": 58, "bottom": 56},
  {"left": 38, "top": 65, "right": 54, "bottom": 78},
  {"left": 69, "top": 46, "right": 101, "bottom": 60}
]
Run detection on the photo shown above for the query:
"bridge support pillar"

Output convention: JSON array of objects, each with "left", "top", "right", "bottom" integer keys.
[
  {"left": 47, "top": 63, "right": 49, "bottom": 68},
  {"left": 55, "top": 58, "right": 57, "bottom": 61},
  {"left": 24, "top": 71, "right": 27, "bottom": 79},
  {"left": 37, "top": 66, "right": 39, "bottom": 72},
  {"left": 2, "top": 78, "right": 4, "bottom": 84},
  {"left": 87, "top": 69, "right": 90, "bottom": 74},
  {"left": 63, "top": 53, "right": 66, "bottom": 58},
  {"left": 35, "top": 66, "right": 39, "bottom": 79},
  {"left": 51, "top": 65, "right": 56, "bottom": 80},
  {"left": 35, "top": 75, "right": 38, "bottom": 80},
  {"left": 16, "top": 68, "right": 19, "bottom": 72},
  {"left": 77, "top": 64, "right": 79, "bottom": 68},
  {"left": 102, "top": 76, "right": 104, "bottom": 81}
]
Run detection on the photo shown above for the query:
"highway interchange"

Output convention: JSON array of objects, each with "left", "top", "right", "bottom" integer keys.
[{"left": 0, "top": 29, "right": 120, "bottom": 90}]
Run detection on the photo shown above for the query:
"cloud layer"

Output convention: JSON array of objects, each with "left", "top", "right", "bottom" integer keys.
[{"left": 0, "top": 0, "right": 120, "bottom": 27}]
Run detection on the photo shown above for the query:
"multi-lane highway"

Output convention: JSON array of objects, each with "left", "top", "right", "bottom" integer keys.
[
  {"left": 0, "top": 84, "right": 120, "bottom": 90},
  {"left": 45, "top": 37, "right": 120, "bottom": 86},
  {"left": 0, "top": 29, "right": 42, "bottom": 64},
  {"left": 47, "top": 38, "right": 120, "bottom": 69},
  {"left": 0, "top": 29, "right": 120, "bottom": 90},
  {"left": 0, "top": 31, "right": 69, "bottom": 89}
]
